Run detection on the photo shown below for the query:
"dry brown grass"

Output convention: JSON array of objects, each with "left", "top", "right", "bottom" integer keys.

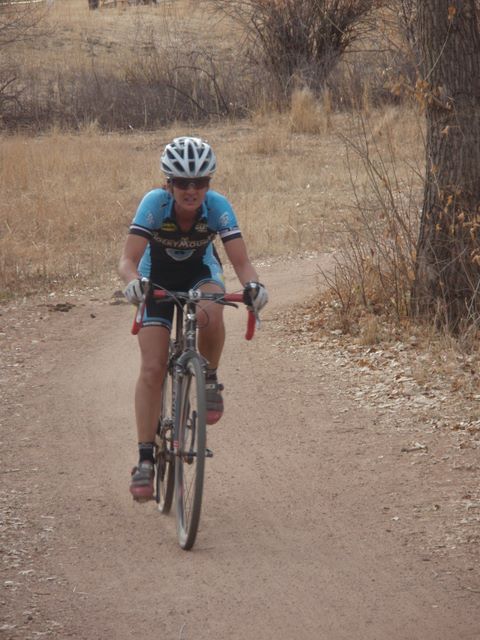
[
  {"left": 30, "top": 0, "right": 217, "bottom": 60},
  {"left": 0, "top": 0, "right": 423, "bottom": 299},
  {"left": 19, "top": 0, "right": 236, "bottom": 80},
  {"left": 0, "top": 102, "right": 423, "bottom": 297},
  {"left": 289, "top": 87, "right": 330, "bottom": 135},
  {"left": 0, "top": 105, "right": 356, "bottom": 294},
  {"left": 0, "top": 127, "right": 151, "bottom": 293}
]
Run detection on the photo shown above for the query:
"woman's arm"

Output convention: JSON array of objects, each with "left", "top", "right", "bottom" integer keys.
[
  {"left": 118, "top": 235, "right": 149, "bottom": 285},
  {"left": 223, "top": 237, "right": 260, "bottom": 286}
]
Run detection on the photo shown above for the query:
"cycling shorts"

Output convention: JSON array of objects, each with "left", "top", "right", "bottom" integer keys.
[{"left": 141, "top": 259, "right": 225, "bottom": 330}]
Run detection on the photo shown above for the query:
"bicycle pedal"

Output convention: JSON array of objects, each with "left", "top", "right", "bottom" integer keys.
[{"left": 206, "top": 448, "right": 214, "bottom": 458}]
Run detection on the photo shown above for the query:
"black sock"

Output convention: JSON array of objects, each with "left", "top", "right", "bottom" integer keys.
[
  {"left": 138, "top": 442, "right": 155, "bottom": 464},
  {"left": 206, "top": 368, "right": 217, "bottom": 381}
]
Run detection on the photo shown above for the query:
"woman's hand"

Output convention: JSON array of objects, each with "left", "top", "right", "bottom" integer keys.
[
  {"left": 243, "top": 282, "right": 268, "bottom": 313},
  {"left": 124, "top": 278, "right": 145, "bottom": 305}
]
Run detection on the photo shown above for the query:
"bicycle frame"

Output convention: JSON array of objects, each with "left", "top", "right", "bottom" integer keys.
[{"left": 177, "top": 290, "right": 206, "bottom": 353}]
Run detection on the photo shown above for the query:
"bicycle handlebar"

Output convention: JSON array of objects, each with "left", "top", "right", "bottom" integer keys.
[{"left": 131, "top": 289, "right": 257, "bottom": 340}]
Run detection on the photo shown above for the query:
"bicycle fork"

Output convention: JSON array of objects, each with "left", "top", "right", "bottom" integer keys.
[{"left": 172, "top": 357, "right": 213, "bottom": 462}]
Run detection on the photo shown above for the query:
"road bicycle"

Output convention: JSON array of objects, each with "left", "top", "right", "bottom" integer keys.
[{"left": 132, "top": 283, "right": 256, "bottom": 550}]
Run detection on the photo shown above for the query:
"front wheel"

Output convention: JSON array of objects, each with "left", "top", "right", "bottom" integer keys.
[{"left": 174, "top": 353, "right": 206, "bottom": 550}]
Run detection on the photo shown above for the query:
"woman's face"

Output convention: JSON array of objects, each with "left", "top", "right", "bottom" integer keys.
[{"left": 170, "top": 177, "right": 210, "bottom": 215}]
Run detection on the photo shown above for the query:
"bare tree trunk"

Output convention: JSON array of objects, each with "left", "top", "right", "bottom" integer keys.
[{"left": 411, "top": 0, "right": 480, "bottom": 331}]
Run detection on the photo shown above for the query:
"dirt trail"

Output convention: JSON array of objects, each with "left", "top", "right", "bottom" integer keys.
[{"left": 1, "top": 255, "right": 479, "bottom": 640}]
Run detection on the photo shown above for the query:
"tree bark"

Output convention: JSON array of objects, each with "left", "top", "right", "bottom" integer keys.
[{"left": 411, "top": 0, "right": 480, "bottom": 331}]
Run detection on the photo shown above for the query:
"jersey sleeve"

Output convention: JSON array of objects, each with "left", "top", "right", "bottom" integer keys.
[
  {"left": 129, "top": 190, "right": 169, "bottom": 240},
  {"left": 206, "top": 191, "right": 243, "bottom": 243}
]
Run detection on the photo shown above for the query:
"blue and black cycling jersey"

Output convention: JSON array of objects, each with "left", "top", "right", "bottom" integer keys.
[
  {"left": 129, "top": 188, "right": 241, "bottom": 275},
  {"left": 128, "top": 189, "right": 242, "bottom": 327}
]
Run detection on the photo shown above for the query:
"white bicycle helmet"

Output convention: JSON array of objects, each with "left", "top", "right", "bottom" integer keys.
[{"left": 160, "top": 136, "right": 217, "bottom": 178}]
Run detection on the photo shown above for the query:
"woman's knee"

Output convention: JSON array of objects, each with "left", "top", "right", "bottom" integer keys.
[
  {"left": 198, "top": 304, "right": 224, "bottom": 332},
  {"left": 139, "top": 359, "right": 167, "bottom": 388},
  {"left": 137, "top": 326, "right": 169, "bottom": 388}
]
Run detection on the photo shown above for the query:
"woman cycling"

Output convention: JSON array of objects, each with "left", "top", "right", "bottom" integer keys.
[{"left": 119, "top": 136, "right": 268, "bottom": 501}]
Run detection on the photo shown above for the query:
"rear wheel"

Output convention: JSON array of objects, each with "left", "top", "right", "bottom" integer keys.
[
  {"left": 155, "top": 357, "right": 175, "bottom": 514},
  {"left": 174, "top": 353, "right": 206, "bottom": 550}
]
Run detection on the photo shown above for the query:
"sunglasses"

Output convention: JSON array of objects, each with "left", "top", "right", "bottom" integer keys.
[{"left": 170, "top": 177, "right": 211, "bottom": 190}]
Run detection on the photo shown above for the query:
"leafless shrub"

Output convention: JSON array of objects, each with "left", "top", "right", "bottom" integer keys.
[
  {"left": 0, "top": 3, "right": 50, "bottom": 122},
  {"left": 321, "top": 110, "right": 423, "bottom": 329},
  {"left": 2, "top": 65, "right": 231, "bottom": 130},
  {"left": 208, "top": 0, "right": 380, "bottom": 100},
  {"left": 0, "top": 3, "right": 49, "bottom": 47},
  {"left": 124, "top": 44, "right": 256, "bottom": 124},
  {"left": 0, "top": 63, "right": 21, "bottom": 115}
]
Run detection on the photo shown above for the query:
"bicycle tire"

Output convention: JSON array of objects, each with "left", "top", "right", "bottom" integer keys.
[
  {"left": 155, "top": 356, "right": 175, "bottom": 514},
  {"left": 174, "top": 352, "right": 206, "bottom": 550}
]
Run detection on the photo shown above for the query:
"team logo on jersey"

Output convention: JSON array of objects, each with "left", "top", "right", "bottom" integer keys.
[
  {"left": 160, "top": 222, "right": 177, "bottom": 232},
  {"left": 153, "top": 234, "right": 212, "bottom": 249},
  {"left": 166, "top": 248, "right": 195, "bottom": 261},
  {"left": 195, "top": 222, "right": 208, "bottom": 233},
  {"left": 219, "top": 213, "right": 230, "bottom": 227}
]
